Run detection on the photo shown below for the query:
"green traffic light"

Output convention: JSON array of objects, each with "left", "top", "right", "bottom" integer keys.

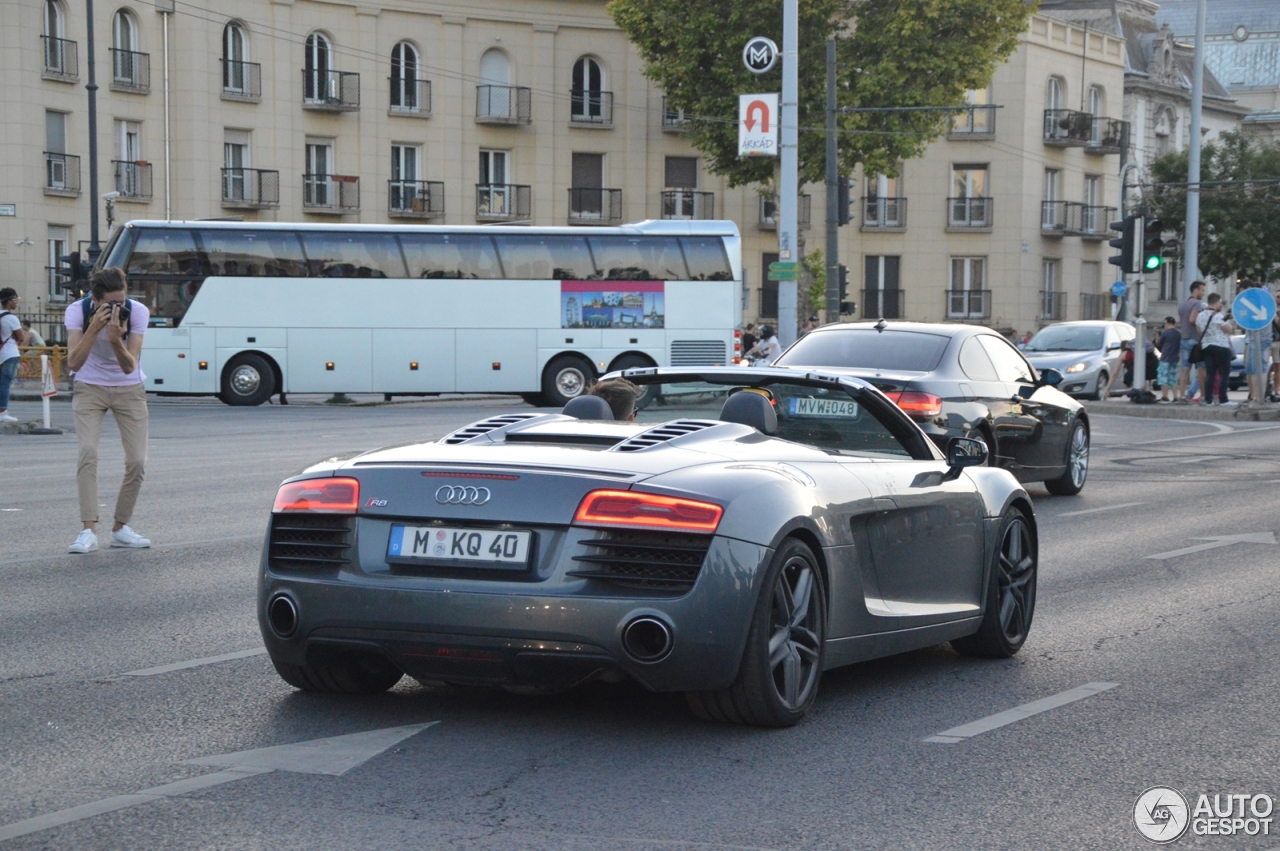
[{"left": 1145, "top": 255, "right": 1162, "bottom": 271}]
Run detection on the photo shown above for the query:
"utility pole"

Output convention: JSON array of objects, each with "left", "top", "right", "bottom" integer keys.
[
  {"left": 1184, "top": 0, "right": 1207, "bottom": 298},
  {"left": 777, "top": 0, "right": 799, "bottom": 348},
  {"left": 84, "top": 0, "right": 101, "bottom": 263},
  {"left": 824, "top": 40, "right": 839, "bottom": 321}
]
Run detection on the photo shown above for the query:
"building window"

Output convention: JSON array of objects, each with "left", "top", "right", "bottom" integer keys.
[
  {"left": 114, "top": 120, "right": 144, "bottom": 196},
  {"left": 390, "top": 144, "right": 420, "bottom": 211},
  {"left": 479, "top": 48, "right": 509, "bottom": 86},
  {"left": 478, "top": 149, "right": 511, "bottom": 216},
  {"left": 223, "top": 22, "right": 249, "bottom": 93},
  {"left": 1041, "top": 258, "right": 1061, "bottom": 319},
  {"left": 43, "top": 0, "right": 64, "bottom": 39},
  {"left": 948, "top": 257, "right": 988, "bottom": 318},
  {"left": 48, "top": 226, "right": 70, "bottom": 302},
  {"left": 865, "top": 173, "right": 902, "bottom": 226},
  {"left": 1088, "top": 85, "right": 1104, "bottom": 116},
  {"left": 1159, "top": 261, "right": 1180, "bottom": 302},
  {"left": 864, "top": 255, "right": 902, "bottom": 319},
  {"left": 304, "top": 140, "right": 333, "bottom": 206},
  {"left": 43, "top": 0, "right": 70, "bottom": 76},
  {"left": 111, "top": 9, "right": 138, "bottom": 81},
  {"left": 304, "top": 32, "right": 332, "bottom": 102},
  {"left": 1042, "top": 168, "right": 1061, "bottom": 228},
  {"left": 950, "top": 165, "right": 989, "bottom": 227},
  {"left": 1046, "top": 76, "right": 1064, "bottom": 111},
  {"left": 390, "top": 42, "right": 420, "bottom": 111},
  {"left": 571, "top": 56, "right": 606, "bottom": 121},
  {"left": 952, "top": 87, "right": 992, "bottom": 134},
  {"left": 223, "top": 130, "right": 250, "bottom": 201}
]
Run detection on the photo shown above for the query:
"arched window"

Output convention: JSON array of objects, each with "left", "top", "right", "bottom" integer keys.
[
  {"left": 304, "top": 32, "right": 332, "bottom": 102},
  {"left": 1046, "top": 76, "right": 1064, "bottom": 112},
  {"left": 43, "top": 0, "right": 69, "bottom": 75},
  {"left": 222, "top": 22, "right": 248, "bottom": 93},
  {"left": 43, "top": 0, "right": 64, "bottom": 38},
  {"left": 479, "top": 48, "right": 509, "bottom": 86},
  {"left": 112, "top": 10, "right": 139, "bottom": 84},
  {"left": 390, "top": 41, "right": 420, "bottom": 111},
  {"left": 571, "top": 56, "right": 605, "bottom": 120},
  {"left": 1088, "top": 85, "right": 1104, "bottom": 116},
  {"left": 477, "top": 49, "right": 512, "bottom": 119}
]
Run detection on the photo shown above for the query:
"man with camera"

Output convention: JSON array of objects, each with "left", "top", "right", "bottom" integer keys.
[{"left": 64, "top": 267, "right": 151, "bottom": 553}]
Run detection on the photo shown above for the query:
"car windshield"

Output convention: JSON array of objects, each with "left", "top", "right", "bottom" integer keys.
[
  {"left": 775, "top": 330, "right": 950, "bottom": 372},
  {"left": 628, "top": 378, "right": 916, "bottom": 459},
  {"left": 1024, "top": 326, "right": 1105, "bottom": 352}
]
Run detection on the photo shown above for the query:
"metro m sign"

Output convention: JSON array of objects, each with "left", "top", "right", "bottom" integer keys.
[{"left": 738, "top": 93, "right": 779, "bottom": 157}]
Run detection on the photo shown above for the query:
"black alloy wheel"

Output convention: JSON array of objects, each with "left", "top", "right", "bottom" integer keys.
[
  {"left": 220, "top": 352, "right": 276, "bottom": 406},
  {"left": 686, "top": 538, "right": 826, "bottom": 727},
  {"left": 952, "top": 507, "right": 1037, "bottom": 658},
  {"left": 1045, "top": 420, "right": 1089, "bottom": 495}
]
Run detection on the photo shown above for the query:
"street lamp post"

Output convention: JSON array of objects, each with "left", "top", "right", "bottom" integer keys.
[
  {"left": 84, "top": 0, "right": 102, "bottom": 264},
  {"left": 776, "top": 0, "right": 799, "bottom": 348}
]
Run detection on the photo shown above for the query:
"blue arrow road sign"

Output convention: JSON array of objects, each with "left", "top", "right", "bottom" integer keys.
[
  {"left": 1110, "top": 280, "right": 1127, "bottom": 297},
  {"left": 1232, "top": 288, "right": 1277, "bottom": 332}
]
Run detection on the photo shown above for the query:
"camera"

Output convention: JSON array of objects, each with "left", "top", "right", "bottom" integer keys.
[{"left": 102, "top": 299, "right": 131, "bottom": 326}]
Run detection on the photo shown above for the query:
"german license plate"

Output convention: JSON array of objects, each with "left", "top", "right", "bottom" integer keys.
[{"left": 387, "top": 525, "right": 532, "bottom": 568}]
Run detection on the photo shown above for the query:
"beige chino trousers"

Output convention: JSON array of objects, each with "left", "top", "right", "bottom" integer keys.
[{"left": 72, "top": 381, "right": 148, "bottom": 525}]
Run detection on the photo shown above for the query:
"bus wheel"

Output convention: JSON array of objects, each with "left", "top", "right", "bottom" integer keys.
[
  {"left": 220, "top": 353, "right": 276, "bottom": 406},
  {"left": 542, "top": 355, "right": 594, "bottom": 408}
]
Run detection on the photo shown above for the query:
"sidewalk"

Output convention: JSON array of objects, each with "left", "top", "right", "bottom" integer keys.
[{"left": 1084, "top": 397, "right": 1280, "bottom": 422}]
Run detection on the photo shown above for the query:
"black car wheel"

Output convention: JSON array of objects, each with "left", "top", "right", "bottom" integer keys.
[
  {"left": 1090, "top": 372, "right": 1109, "bottom": 402},
  {"left": 272, "top": 653, "right": 403, "bottom": 695},
  {"left": 686, "top": 538, "right": 826, "bottom": 727},
  {"left": 1044, "top": 420, "right": 1089, "bottom": 496},
  {"left": 541, "top": 355, "right": 595, "bottom": 408},
  {"left": 951, "top": 506, "right": 1037, "bottom": 658}
]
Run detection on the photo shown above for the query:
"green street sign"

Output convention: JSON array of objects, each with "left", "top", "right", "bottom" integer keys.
[
  {"left": 767, "top": 268, "right": 798, "bottom": 281},
  {"left": 768, "top": 261, "right": 798, "bottom": 272}
]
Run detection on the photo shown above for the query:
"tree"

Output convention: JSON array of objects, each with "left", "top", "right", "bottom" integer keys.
[
  {"left": 1146, "top": 131, "right": 1280, "bottom": 283},
  {"left": 608, "top": 0, "right": 1034, "bottom": 187}
]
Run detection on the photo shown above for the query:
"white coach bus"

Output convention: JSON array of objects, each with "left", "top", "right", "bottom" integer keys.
[{"left": 92, "top": 219, "right": 742, "bottom": 406}]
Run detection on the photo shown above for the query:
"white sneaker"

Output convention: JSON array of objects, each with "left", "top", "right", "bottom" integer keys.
[
  {"left": 68, "top": 530, "right": 99, "bottom": 554},
  {"left": 110, "top": 525, "right": 151, "bottom": 548},
  {"left": 1220, "top": 401, "right": 1239, "bottom": 408},
  {"left": 0, "top": 413, "right": 17, "bottom": 423}
]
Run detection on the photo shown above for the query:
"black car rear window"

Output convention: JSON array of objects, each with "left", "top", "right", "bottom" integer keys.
[{"left": 777, "top": 330, "right": 950, "bottom": 372}]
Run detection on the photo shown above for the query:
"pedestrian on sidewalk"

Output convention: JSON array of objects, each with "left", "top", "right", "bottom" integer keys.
[
  {"left": 1156, "top": 317, "right": 1181, "bottom": 402},
  {"left": 0, "top": 288, "right": 27, "bottom": 423},
  {"left": 21, "top": 320, "right": 46, "bottom": 348},
  {"left": 1176, "top": 281, "right": 1207, "bottom": 403},
  {"left": 64, "top": 268, "right": 152, "bottom": 554},
  {"left": 1196, "top": 293, "right": 1234, "bottom": 407},
  {"left": 1270, "top": 292, "right": 1280, "bottom": 402}
]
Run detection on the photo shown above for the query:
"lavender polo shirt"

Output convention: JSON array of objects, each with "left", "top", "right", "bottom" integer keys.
[{"left": 65, "top": 299, "right": 148, "bottom": 386}]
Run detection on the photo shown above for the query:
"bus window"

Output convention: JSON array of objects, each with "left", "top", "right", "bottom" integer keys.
[
  {"left": 200, "top": 230, "right": 307, "bottom": 277},
  {"left": 99, "top": 226, "right": 134, "bottom": 272},
  {"left": 587, "top": 236, "right": 688, "bottom": 281},
  {"left": 679, "top": 237, "right": 733, "bottom": 281},
  {"left": 399, "top": 233, "right": 502, "bottom": 279},
  {"left": 127, "top": 229, "right": 205, "bottom": 276},
  {"left": 300, "top": 232, "right": 407, "bottom": 278},
  {"left": 495, "top": 234, "right": 597, "bottom": 280}
]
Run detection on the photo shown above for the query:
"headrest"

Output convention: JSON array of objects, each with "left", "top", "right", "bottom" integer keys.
[
  {"left": 719, "top": 390, "right": 778, "bottom": 435},
  {"left": 562, "top": 394, "right": 616, "bottom": 420}
]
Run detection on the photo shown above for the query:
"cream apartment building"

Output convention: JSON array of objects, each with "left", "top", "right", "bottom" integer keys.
[{"left": 3, "top": 0, "right": 1124, "bottom": 338}]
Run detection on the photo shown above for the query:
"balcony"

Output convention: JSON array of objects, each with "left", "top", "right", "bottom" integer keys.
[
  {"left": 862, "top": 289, "right": 905, "bottom": 320},
  {"left": 476, "top": 184, "right": 531, "bottom": 220},
  {"left": 947, "top": 197, "right": 992, "bottom": 230},
  {"left": 389, "top": 180, "right": 444, "bottom": 218},
  {"left": 1087, "top": 117, "right": 1125, "bottom": 155},
  {"left": 42, "top": 36, "right": 77, "bottom": 81},
  {"left": 1040, "top": 290, "right": 1065, "bottom": 321},
  {"left": 221, "top": 168, "right": 280, "bottom": 209},
  {"left": 661, "top": 190, "right": 714, "bottom": 220},
  {"left": 946, "top": 289, "right": 991, "bottom": 320},
  {"left": 1043, "top": 109, "right": 1092, "bottom": 146},
  {"left": 303, "top": 70, "right": 360, "bottom": 111},
  {"left": 1080, "top": 292, "right": 1111, "bottom": 321},
  {"left": 476, "top": 86, "right": 531, "bottom": 124},
  {"left": 1041, "top": 200, "right": 1072, "bottom": 236},
  {"left": 389, "top": 78, "right": 431, "bottom": 116},
  {"left": 110, "top": 49, "right": 150, "bottom": 93},
  {"left": 570, "top": 90, "right": 613, "bottom": 127},
  {"left": 949, "top": 105, "right": 996, "bottom": 138},
  {"left": 1077, "top": 205, "right": 1115, "bottom": 240},
  {"left": 221, "top": 59, "right": 261, "bottom": 101},
  {"left": 113, "top": 160, "right": 152, "bottom": 201},
  {"left": 43, "top": 152, "right": 80, "bottom": 196},
  {"left": 568, "top": 188, "right": 623, "bottom": 225},
  {"left": 303, "top": 174, "right": 360, "bottom": 212},
  {"left": 758, "top": 194, "right": 811, "bottom": 230},
  {"left": 861, "top": 197, "right": 907, "bottom": 230},
  {"left": 662, "top": 97, "right": 690, "bottom": 132}
]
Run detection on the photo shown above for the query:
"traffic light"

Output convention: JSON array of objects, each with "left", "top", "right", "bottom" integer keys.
[
  {"left": 836, "top": 178, "right": 850, "bottom": 226},
  {"left": 1142, "top": 217, "right": 1164, "bottom": 271},
  {"left": 837, "top": 264, "right": 854, "bottom": 314},
  {"left": 1107, "top": 215, "right": 1138, "bottom": 275},
  {"left": 58, "top": 251, "right": 92, "bottom": 295}
]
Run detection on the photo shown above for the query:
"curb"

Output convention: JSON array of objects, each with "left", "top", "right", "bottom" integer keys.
[{"left": 1084, "top": 400, "right": 1280, "bottom": 422}]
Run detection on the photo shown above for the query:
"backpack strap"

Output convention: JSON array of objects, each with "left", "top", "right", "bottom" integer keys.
[{"left": 0, "top": 311, "right": 11, "bottom": 347}]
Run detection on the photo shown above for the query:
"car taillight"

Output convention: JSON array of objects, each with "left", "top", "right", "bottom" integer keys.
[
  {"left": 273, "top": 477, "right": 360, "bottom": 513},
  {"left": 884, "top": 391, "right": 943, "bottom": 419},
  {"left": 573, "top": 489, "right": 723, "bottom": 534}
]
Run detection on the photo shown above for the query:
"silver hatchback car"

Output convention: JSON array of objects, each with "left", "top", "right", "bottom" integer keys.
[{"left": 1021, "top": 321, "right": 1135, "bottom": 400}]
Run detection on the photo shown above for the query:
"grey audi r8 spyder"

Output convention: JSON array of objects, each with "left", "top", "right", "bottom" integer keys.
[{"left": 259, "top": 368, "right": 1038, "bottom": 726}]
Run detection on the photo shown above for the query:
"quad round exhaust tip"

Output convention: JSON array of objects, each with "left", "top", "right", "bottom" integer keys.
[
  {"left": 622, "top": 616, "right": 673, "bottom": 663},
  {"left": 267, "top": 594, "right": 298, "bottom": 638}
]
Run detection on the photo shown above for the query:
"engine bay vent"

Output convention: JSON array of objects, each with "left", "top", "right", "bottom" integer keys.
[
  {"left": 613, "top": 419, "right": 719, "bottom": 452},
  {"left": 442, "top": 413, "right": 541, "bottom": 445}
]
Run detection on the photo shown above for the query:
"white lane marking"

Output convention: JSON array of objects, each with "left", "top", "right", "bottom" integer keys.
[
  {"left": 0, "top": 723, "right": 438, "bottom": 842},
  {"left": 923, "top": 682, "right": 1118, "bottom": 744},
  {"left": 1107, "top": 422, "right": 1280, "bottom": 448},
  {"left": 1147, "top": 532, "right": 1277, "bottom": 560},
  {"left": 121, "top": 648, "right": 267, "bottom": 677},
  {"left": 1055, "top": 502, "right": 1147, "bottom": 518}
]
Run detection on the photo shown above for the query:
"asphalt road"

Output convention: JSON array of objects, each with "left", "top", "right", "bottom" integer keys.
[{"left": 3, "top": 395, "right": 1280, "bottom": 850}]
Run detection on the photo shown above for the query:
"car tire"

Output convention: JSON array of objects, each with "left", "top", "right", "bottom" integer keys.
[
  {"left": 1090, "top": 372, "right": 1108, "bottom": 402},
  {"left": 271, "top": 654, "right": 403, "bottom": 695},
  {"left": 685, "top": 538, "right": 826, "bottom": 727},
  {"left": 1044, "top": 419, "right": 1089, "bottom": 496},
  {"left": 951, "top": 506, "right": 1037, "bottom": 659},
  {"left": 541, "top": 355, "right": 595, "bottom": 408},
  {"left": 519, "top": 392, "right": 548, "bottom": 408},
  {"left": 609, "top": 354, "right": 657, "bottom": 408},
  {"left": 220, "top": 353, "right": 276, "bottom": 406}
]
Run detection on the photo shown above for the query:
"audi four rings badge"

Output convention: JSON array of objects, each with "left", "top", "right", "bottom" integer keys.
[{"left": 436, "top": 486, "right": 491, "bottom": 505}]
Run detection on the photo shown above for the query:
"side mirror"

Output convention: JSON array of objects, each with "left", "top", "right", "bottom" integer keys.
[
  {"left": 945, "top": 436, "right": 988, "bottom": 477},
  {"left": 1037, "top": 367, "right": 1063, "bottom": 387},
  {"left": 1106, "top": 342, "right": 1122, "bottom": 351}
]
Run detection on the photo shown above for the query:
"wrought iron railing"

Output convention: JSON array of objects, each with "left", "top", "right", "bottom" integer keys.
[
  {"left": 949, "top": 105, "right": 996, "bottom": 137},
  {"left": 303, "top": 174, "right": 360, "bottom": 211},
  {"left": 42, "top": 36, "right": 77, "bottom": 79},
  {"left": 568, "top": 188, "right": 623, "bottom": 224},
  {"left": 862, "top": 289, "right": 905, "bottom": 320},
  {"left": 476, "top": 85, "right": 532, "bottom": 123},
  {"left": 389, "top": 77, "right": 431, "bottom": 114},
  {"left": 758, "top": 195, "right": 811, "bottom": 230},
  {"left": 113, "top": 160, "right": 152, "bottom": 200},
  {"left": 946, "top": 289, "right": 991, "bottom": 320},
  {"left": 1044, "top": 109, "right": 1092, "bottom": 145},
  {"left": 476, "top": 184, "right": 531, "bottom": 220},
  {"left": 662, "top": 190, "right": 714, "bottom": 220},
  {"left": 1040, "top": 290, "right": 1065, "bottom": 321},
  {"left": 862, "top": 197, "right": 907, "bottom": 228},
  {"left": 221, "top": 59, "right": 261, "bottom": 99},
  {"left": 389, "top": 180, "right": 445, "bottom": 217},
  {"left": 44, "top": 152, "right": 80, "bottom": 194},
  {"left": 947, "top": 197, "right": 992, "bottom": 228},
  {"left": 570, "top": 90, "right": 613, "bottom": 124},
  {"left": 662, "top": 97, "right": 690, "bottom": 132},
  {"left": 1087, "top": 117, "right": 1125, "bottom": 154},
  {"left": 110, "top": 48, "right": 150, "bottom": 92},
  {"left": 1078, "top": 205, "right": 1115, "bottom": 238},
  {"left": 1080, "top": 292, "right": 1111, "bottom": 321},
  {"left": 303, "top": 69, "right": 360, "bottom": 110},
  {"left": 222, "top": 168, "right": 280, "bottom": 207}
]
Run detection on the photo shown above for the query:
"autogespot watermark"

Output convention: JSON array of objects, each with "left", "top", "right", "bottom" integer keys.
[{"left": 1134, "top": 786, "right": 1275, "bottom": 843}]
